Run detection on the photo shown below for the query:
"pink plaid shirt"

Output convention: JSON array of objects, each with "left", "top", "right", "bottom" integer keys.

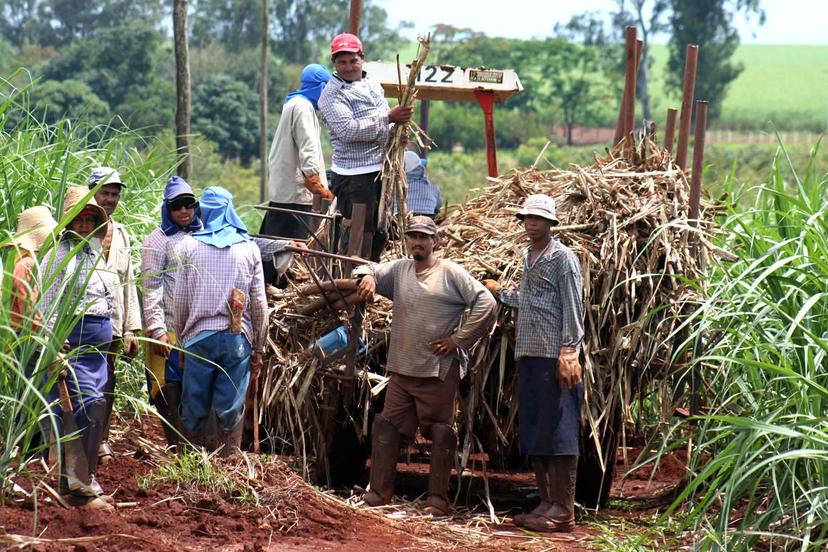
[{"left": 172, "top": 236, "right": 268, "bottom": 353}]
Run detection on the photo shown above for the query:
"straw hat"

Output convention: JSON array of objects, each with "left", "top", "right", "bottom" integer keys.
[
  {"left": 10, "top": 206, "right": 58, "bottom": 254},
  {"left": 63, "top": 186, "right": 109, "bottom": 240}
]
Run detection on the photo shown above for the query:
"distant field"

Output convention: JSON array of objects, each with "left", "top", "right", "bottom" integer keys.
[{"left": 648, "top": 44, "right": 828, "bottom": 131}]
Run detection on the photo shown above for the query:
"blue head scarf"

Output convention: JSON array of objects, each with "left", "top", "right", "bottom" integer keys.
[
  {"left": 161, "top": 176, "right": 202, "bottom": 236},
  {"left": 191, "top": 186, "right": 251, "bottom": 248},
  {"left": 285, "top": 64, "right": 332, "bottom": 110}
]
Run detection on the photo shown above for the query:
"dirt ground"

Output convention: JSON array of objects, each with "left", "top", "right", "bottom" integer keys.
[{"left": 0, "top": 417, "right": 686, "bottom": 551}]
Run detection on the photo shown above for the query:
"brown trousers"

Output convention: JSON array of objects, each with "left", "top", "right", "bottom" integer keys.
[{"left": 381, "top": 363, "right": 459, "bottom": 441}]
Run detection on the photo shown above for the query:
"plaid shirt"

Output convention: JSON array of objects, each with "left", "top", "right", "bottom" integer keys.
[
  {"left": 141, "top": 228, "right": 189, "bottom": 339},
  {"left": 39, "top": 238, "right": 116, "bottom": 332},
  {"left": 500, "top": 239, "right": 584, "bottom": 360},
  {"left": 172, "top": 236, "right": 268, "bottom": 353},
  {"left": 318, "top": 73, "right": 390, "bottom": 174},
  {"left": 406, "top": 168, "right": 442, "bottom": 216}
]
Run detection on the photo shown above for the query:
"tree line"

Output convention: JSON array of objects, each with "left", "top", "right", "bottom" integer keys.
[{"left": 0, "top": 0, "right": 763, "bottom": 158}]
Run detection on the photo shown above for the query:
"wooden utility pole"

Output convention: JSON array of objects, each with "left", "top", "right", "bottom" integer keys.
[
  {"left": 349, "top": 0, "right": 362, "bottom": 35},
  {"left": 259, "top": 0, "right": 269, "bottom": 203},
  {"left": 173, "top": 0, "right": 192, "bottom": 179}
]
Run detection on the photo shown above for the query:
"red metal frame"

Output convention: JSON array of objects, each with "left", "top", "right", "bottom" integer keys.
[{"left": 474, "top": 89, "right": 498, "bottom": 178}]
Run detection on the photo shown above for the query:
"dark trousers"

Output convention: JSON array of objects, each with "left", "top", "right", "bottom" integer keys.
[
  {"left": 380, "top": 363, "right": 460, "bottom": 441},
  {"left": 330, "top": 171, "right": 388, "bottom": 261},
  {"left": 259, "top": 201, "right": 314, "bottom": 285}
]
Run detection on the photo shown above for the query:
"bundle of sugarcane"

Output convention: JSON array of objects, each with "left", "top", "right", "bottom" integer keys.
[{"left": 377, "top": 34, "right": 432, "bottom": 237}]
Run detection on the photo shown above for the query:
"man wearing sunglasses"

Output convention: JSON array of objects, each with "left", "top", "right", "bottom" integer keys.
[
  {"left": 88, "top": 166, "right": 143, "bottom": 464},
  {"left": 141, "top": 176, "right": 202, "bottom": 447}
]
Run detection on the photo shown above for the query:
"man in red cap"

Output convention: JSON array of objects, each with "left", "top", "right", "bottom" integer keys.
[{"left": 319, "top": 33, "right": 413, "bottom": 261}]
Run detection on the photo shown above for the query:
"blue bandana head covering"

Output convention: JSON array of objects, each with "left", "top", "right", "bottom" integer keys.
[
  {"left": 161, "top": 176, "right": 202, "bottom": 236},
  {"left": 191, "top": 186, "right": 251, "bottom": 248},
  {"left": 285, "top": 64, "right": 332, "bottom": 110}
]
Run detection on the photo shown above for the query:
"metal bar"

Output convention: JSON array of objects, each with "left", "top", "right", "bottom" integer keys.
[
  {"left": 348, "top": 0, "right": 362, "bottom": 35},
  {"left": 282, "top": 245, "right": 370, "bottom": 265},
  {"left": 676, "top": 44, "right": 699, "bottom": 170},
  {"left": 623, "top": 29, "right": 639, "bottom": 157},
  {"left": 419, "top": 99, "right": 430, "bottom": 157},
  {"left": 251, "top": 232, "right": 304, "bottom": 242},
  {"left": 614, "top": 27, "right": 637, "bottom": 147},
  {"left": 688, "top": 100, "right": 708, "bottom": 230},
  {"left": 664, "top": 107, "right": 678, "bottom": 155},
  {"left": 474, "top": 90, "right": 498, "bottom": 178},
  {"left": 254, "top": 204, "right": 335, "bottom": 220}
]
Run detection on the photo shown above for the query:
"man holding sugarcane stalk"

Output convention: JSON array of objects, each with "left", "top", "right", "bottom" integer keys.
[
  {"left": 484, "top": 194, "right": 584, "bottom": 532},
  {"left": 319, "top": 32, "right": 413, "bottom": 261}
]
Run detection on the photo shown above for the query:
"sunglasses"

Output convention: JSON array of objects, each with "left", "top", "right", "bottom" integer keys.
[{"left": 168, "top": 197, "right": 197, "bottom": 211}]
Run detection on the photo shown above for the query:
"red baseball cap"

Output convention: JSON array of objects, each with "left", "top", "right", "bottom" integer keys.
[{"left": 331, "top": 33, "right": 363, "bottom": 55}]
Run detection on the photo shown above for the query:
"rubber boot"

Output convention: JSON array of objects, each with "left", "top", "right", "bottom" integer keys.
[
  {"left": 155, "top": 382, "right": 183, "bottom": 448},
  {"left": 65, "top": 400, "right": 114, "bottom": 512},
  {"left": 216, "top": 417, "right": 243, "bottom": 458},
  {"left": 547, "top": 455, "right": 577, "bottom": 531},
  {"left": 363, "top": 415, "right": 401, "bottom": 507},
  {"left": 98, "top": 359, "right": 116, "bottom": 465},
  {"left": 423, "top": 423, "right": 456, "bottom": 516},
  {"left": 513, "top": 456, "right": 553, "bottom": 527},
  {"left": 523, "top": 455, "right": 577, "bottom": 532}
]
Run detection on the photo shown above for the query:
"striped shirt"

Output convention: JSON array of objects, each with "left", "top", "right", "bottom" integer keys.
[
  {"left": 172, "top": 236, "right": 268, "bottom": 353},
  {"left": 318, "top": 73, "right": 390, "bottom": 174},
  {"left": 141, "top": 228, "right": 189, "bottom": 339},
  {"left": 500, "top": 239, "right": 584, "bottom": 360},
  {"left": 406, "top": 166, "right": 442, "bottom": 216},
  {"left": 39, "top": 238, "right": 116, "bottom": 332},
  {"left": 103, "top": 221, "right": 142, "bottom": 337},
  {"left": 355, "top": 258, "right": 496, "bottom": 379}
]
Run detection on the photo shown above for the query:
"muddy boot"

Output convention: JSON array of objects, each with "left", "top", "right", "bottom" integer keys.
[
  {"left": 98, "top": 366, "right": 116, "bottom": 465},
  {"left": 156, "top": 382, "right": 183, "bottom": 448},
  {"left": 422, "top": 423, "right": 456, "bottom": 516},
  {"left": 513, "top": 456, "right": 553, "bottom": 527},
  {"left": 547, "top": 455, "right": 577, "bottom": 532},
  {"left": 62, "top": 400, "right": 114, "bottom": 511},
  {"left": 363, "top": 415, "right": 400, "bottom": 507},
  {"left": 216, "top": 418, "right": 243, "bottom": 458}
]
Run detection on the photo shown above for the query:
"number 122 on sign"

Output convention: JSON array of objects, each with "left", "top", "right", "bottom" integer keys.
[{"left": 416, "top": 65, "right": 455, "bottom": 84}]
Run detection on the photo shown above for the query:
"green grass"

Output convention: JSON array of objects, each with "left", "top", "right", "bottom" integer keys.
[
  {"left": 648, "top": 44, "right": 828, "bottom": 132},
  {"left": 143, "top": 449, "right": 255, "bottom": 504}
]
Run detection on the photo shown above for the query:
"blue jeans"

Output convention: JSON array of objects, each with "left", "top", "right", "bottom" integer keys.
[{"left": 181, "top": 330, "right": 251, "bottom": 432}]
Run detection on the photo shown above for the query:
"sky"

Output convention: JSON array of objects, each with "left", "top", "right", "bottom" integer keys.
[{"left": 379, "top": 0, "right": 827, "bottom": 44}]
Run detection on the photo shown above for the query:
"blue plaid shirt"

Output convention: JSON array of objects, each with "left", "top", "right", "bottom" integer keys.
[
  {"left": 406, "top": 166, "right": 442, "bottom": 216},
  {"left": 499, "top": 239, "right": 584, "bottom": 360}
]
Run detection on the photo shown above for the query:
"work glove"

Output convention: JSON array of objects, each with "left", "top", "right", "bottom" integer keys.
[
  {"left": 303, "top": 173, "right": 334, "bottom": 200},
  {"left": 482, "top": 278, "right": 501, "bottom": 297},
  {"left": 557, "top": 347, "right": 582, "bottom": 390}
]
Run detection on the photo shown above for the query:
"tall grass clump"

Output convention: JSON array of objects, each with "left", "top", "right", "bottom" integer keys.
[
  {"left": 0, "top": 79, "right": 178, "bottom": 501},
  {"left": 665, "top": 140, "right": 828, "bottom": 549}
]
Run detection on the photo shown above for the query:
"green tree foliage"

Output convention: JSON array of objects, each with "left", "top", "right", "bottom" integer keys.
[
  {"left": 666, "top": 0, "right": 763, "bottom": 121},
  {"left": 0, "top": 0, "right": 164, "bottom": 47},
  {"left": 192, "top": 74, "right": 260, "bottom": 161},
  {"left": 28, "top": 79, "right": 111, "bottom": 125},
  {"left": 40, "top": 22, "right": 173, "bottom": 130}
]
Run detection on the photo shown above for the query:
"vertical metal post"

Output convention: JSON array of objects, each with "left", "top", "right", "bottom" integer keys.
[
  {"left": 419, "top": 99, "right": 430, "bottom": 158},
  {"left": 676, "top": 44, "right": 699, "bottom": 170},
  {"left": 688, "top": 100, "right": 707, "bottom": 419},
  {"left": 349, "top": 0, "right": 362, "bottom": 35},
  {"left": 664, "top": 108, "right": 678, "bottom": 155},
  {"left": 474, "top": 90, "right": 498, "bottom": 178},
  {"left": 614, "top": 27, "right": 637, "bottom": 147}
]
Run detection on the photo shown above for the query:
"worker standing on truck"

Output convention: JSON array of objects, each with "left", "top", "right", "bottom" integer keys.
[
  {"left": 483, "top": 194, "right": 584, "bottom": 533},
  {"left": 260, "top": 63, "right": 333, "bottom": 284},
  {"left": 352, "top": 216, "right": 496, "bottom": 515},
  {"left": 318, "top": 32, "right": 413, "bottom": 261}
]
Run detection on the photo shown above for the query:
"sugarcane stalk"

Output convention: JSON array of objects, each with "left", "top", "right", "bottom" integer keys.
[{"left": 377, "top": 34, "right": 432, "bottom": 234}]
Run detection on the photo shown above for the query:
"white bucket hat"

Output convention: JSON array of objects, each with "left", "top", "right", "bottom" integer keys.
[
  {"left": 516, "top": 194, "right": 559, "bottom": 225},
  {"left": 88, "top": 166, "right": 124, "bottom": 188},
  {"left": 10, "top": 206, "right": 59, "bottom": 254}
]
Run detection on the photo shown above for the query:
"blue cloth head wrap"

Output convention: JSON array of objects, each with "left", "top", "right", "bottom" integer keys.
[
  {"left": 161, "top": 176, "right": 202, "bottom": 236},
  {"left": 191, "top": 186, "right": 251, "bottom": 248},
  {"left": 285, "top": 64, "right": 332, "bottom": 110}
]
